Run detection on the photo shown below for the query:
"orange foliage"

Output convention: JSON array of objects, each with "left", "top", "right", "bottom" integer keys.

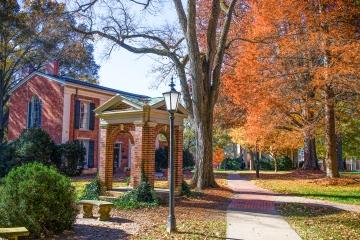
[
  {"left": 221, "top": 0, "right": 360, "bottom": 152},
  {"left": 213, "top": 147, "right": 225, "bottom": 165}
]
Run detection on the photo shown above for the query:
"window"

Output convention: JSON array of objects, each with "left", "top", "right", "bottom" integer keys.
[
  {"left": 74, "top": 100, "right": 95, "bottom": 131},
  {"left": 79, "top": 101, "right": 90, "bottom": 130},
  {"left": 27, "top": 96, "right": 42, "bottom": 128},
  {"left": 79, "top": 139, "right": 94, "bottom": 168}
]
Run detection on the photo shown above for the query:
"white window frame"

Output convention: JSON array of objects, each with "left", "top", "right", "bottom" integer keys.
[{"left": 79, "top": 101, "right": 90, "bottom": 130}]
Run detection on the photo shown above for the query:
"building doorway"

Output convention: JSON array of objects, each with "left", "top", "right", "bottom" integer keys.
[{"left": 113, "top": 142, "right": 122, "bottom": 169}]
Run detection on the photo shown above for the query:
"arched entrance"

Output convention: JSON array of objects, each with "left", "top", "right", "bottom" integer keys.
[{"left": 95, "top": 95, "right": 187, "bottom": 191}]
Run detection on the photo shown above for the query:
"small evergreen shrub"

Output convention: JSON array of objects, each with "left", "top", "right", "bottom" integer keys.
[
  {"left": 183, "top": 149, "right": 195, "bottom": 168},
  {"left": 58, "top": 142, "right": 85, "bottom": 176},
  {"left": 15, "top": 128, "right": 56, "bottom": 164},
  {"left": 0, "top": 143, "right": 17, "bottom": 178},
  {"left": 0, "top": 163, "right": 77, "bottom": 238},
  {"left": 260, "top": 159, "right": 274, "bottom": 170},
  {"left": 155, "top": 147, "right": 168, "bottom": 171},
  {"left": 220, "top": 157, "right": 242, "bottom": 170},
  {"left": 277, "top": 156, "right": 294, "bottom": 171},
  {"left": 79, "top": 176, "right": 101, "bottom": 200},
  {"left": 113, "top": 178, "right": 159, "bottom": 209},
  {"left": 180, "top": 181, "right": 192, "bottom": 197}
]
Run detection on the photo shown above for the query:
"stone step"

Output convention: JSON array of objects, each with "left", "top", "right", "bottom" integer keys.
[{"left": 105, "top": 190, "right": 124, "bottom": 198}]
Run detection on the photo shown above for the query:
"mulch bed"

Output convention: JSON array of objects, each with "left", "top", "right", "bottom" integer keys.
[{"left": 55, "top": 180, "right": 233, "bottom": 240}]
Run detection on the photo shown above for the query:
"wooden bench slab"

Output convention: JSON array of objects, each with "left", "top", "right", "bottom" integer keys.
[{"left": 0, "top": 227, "right": 29, "bottom": 240}]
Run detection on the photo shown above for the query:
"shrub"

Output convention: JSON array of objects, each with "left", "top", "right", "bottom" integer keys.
[
  {"left": 113, "top": 178, "right": 159, "bottom": 209},
  {"left": 15, "top": 128, "right": 56, "bottom": 165},
  {"left": 277, "top": 156, "right": 293, "bottom": 171},
  {"left": 58, "top": 142, "right": 85, "bottom": 176},
  {"left": 155, "top": 147, "right": 168, "bottom": 171},
  {"left": 0, "top": 143, "right": 17, "bottom": 178},
  {"left": 79, "top": 176, "right": 101, "bottom": 200},
  {"left": 180, "top": 181, "right": 192, "bottom": 197},
  {"left": 183, "top": 149, "right": 195, "bottom": 168},
  {"left": 220, "top": 157, "right": 242, "bottom": 170},
  {"left": 0, "top": 163, "right": 77, "bottom": 238},
  {"left": 260, "top": 159, "right": 274, "bottom": 170}
]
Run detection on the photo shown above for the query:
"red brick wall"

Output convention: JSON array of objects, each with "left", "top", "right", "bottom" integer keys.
[
  {"left": 68, "top": 94, "right": 100, "bottom": 169},
  {"left": 8, "top": 75, "right": 64, "bottom": 144}
]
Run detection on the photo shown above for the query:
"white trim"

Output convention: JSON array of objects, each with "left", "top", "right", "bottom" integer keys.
[{"left": 61, "top": 90, "right": 72, "bottom": 143}]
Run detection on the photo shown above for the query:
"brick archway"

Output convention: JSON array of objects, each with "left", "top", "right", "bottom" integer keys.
[{"left": 95, "top": 95, "right": 187, "bottom": 191}]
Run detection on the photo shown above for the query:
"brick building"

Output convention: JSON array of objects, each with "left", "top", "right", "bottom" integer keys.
[{"left": 8, "top": 67, "right": 187, "bottom": 189}]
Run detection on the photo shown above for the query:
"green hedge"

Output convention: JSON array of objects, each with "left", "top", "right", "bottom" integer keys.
[
  {"left": 0, "top": 129, "right": 85, "bottom": 178},
  {"left": 0, "top": 163, "right": 77, "bottom": 238}
]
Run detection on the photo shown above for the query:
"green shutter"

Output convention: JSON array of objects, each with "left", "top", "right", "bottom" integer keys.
[
  {"left": 88, "top": 140, "right": 95, "bottom": 168},
  {"left": 74, "top": 100, "right": 80, "bottom": 129},
  {"left": 89, "top": 102, "right": 95, "bottom": 130}
]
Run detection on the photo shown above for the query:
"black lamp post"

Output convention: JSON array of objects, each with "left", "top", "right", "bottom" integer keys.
[{"left": 163, "top": 77, "right": 180, "bottom": 234}]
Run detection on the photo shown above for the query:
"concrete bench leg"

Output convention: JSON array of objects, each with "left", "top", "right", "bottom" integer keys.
[
  {"left": 98, "top": 205, "right": 112, "bottom": 221},
  {"left": 83, "top": 204, "right": 94, "bottom": 218}
]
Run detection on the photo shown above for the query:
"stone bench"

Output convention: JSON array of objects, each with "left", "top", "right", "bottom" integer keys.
[
  {"left": 0, "top": 227, "right": 29, "bottom": 240},
  {"left": 78, "top": 200, "right": 114, "bottom": 221}
]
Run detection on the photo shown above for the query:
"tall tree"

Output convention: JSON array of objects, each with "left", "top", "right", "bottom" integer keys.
[
  {"left": 222, "top": 0, "right": 360, "bottom": 177},
  {"left": 0, "top": 0, "right": 99, "bottom": 143},
  {"left": 71, "top": 0, "right": 241, "bottom": 189}
]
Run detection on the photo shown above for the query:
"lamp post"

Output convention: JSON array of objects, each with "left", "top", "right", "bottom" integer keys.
[{"left": 163, "top": 77, "right": 180, "bottom": 234}]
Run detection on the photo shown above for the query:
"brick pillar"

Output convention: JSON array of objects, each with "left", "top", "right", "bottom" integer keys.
[
  {"left": 174, "top": 125, "right": 184, "bottom": 191},
  {"left": 131, "top": 122, "right": 143, "bottom": 187},
  {"left": 99, "top": 125, "right": 114, "bottom": 191},
  {"left": 130, "top": 122, "right": 156, "bottom": 187}
]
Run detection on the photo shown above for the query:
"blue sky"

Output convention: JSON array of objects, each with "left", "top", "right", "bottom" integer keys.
[{"left": 94, "top": 43, "right": 169, "bottom": 97}]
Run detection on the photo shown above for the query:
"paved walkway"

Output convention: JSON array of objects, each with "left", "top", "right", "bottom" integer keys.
[{"left": 226, "top": 174, "right": 301, "bottom": 240}]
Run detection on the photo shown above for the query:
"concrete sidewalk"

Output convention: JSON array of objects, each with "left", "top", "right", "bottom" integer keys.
[{"left": 226, "top": 174, "right": 301, "bottom": 240}]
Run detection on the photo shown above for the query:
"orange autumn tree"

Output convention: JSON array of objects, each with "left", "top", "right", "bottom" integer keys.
[
  {"left": 222, "top": 0, "right": 360, "bottom": 177},
  {"left": 213, "top": 148, "right": 225, "bottom": 167}
]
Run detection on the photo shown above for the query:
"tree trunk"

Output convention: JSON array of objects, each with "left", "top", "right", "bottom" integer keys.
[
  {"left": 191, "top": 108, "right": 216, "bottom": 189},
  {"left": 248, "top": 151, "right": 254, "bottom": 170},
  {"left": 255, "top": 146, "right": 260, "bottom": 178},
  {"left": 303, "top": 130, "right": 319, "bottom": 170},
  {"left": 324, "top": 85, "right": 339, "bottom": 178},
  {"left": 0, "top": 73, "right": 4, "bottom": 144},
  {"left": 336, "top": 134, "right": 344, "bottom": 171}
]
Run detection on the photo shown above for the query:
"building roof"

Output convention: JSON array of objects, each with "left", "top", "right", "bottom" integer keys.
[
  {"left": 40, "top": 72, "right": 150, "bottom": 100},
  {"left": 10, "top": 71, "right": 164, "bottom": 105}
]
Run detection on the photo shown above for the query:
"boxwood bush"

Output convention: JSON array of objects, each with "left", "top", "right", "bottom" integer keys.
[
  {"left": 0, "top": 163, "right": 77, "bottom": 238},
  {"left": 79, "top": 176, "right": 101, "bottom": 200},
  {"left": 15, "top": 128, "right": 56, "bottom": 165},
  {"left": 113, "top": 178, "right": 159, "bottom": 209},
  {"left": 58, "top": 142, "right": 85, "bottom": 176}
]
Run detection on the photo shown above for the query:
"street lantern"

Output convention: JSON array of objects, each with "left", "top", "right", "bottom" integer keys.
[
  {"left": 163, "top": 79, "right": 181, "bottom": 113},
  {"left": 163, "top": 77, "right": 180, "bottom": 233}
]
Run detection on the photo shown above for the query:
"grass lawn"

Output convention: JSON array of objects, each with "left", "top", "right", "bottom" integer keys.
[
  {"left": 248, "top": 171, "right": 360, "bottom": 205},
  {"left": 71, "top": 179, "right": 127, "bottom": 199},
  {"left": 277, "top": 203, "right": 360, "bottom": 240}
]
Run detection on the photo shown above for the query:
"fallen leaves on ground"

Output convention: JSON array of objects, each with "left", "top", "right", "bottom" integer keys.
[{"left": 277, "top": 203, "right": 360, "bottom": 240}]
